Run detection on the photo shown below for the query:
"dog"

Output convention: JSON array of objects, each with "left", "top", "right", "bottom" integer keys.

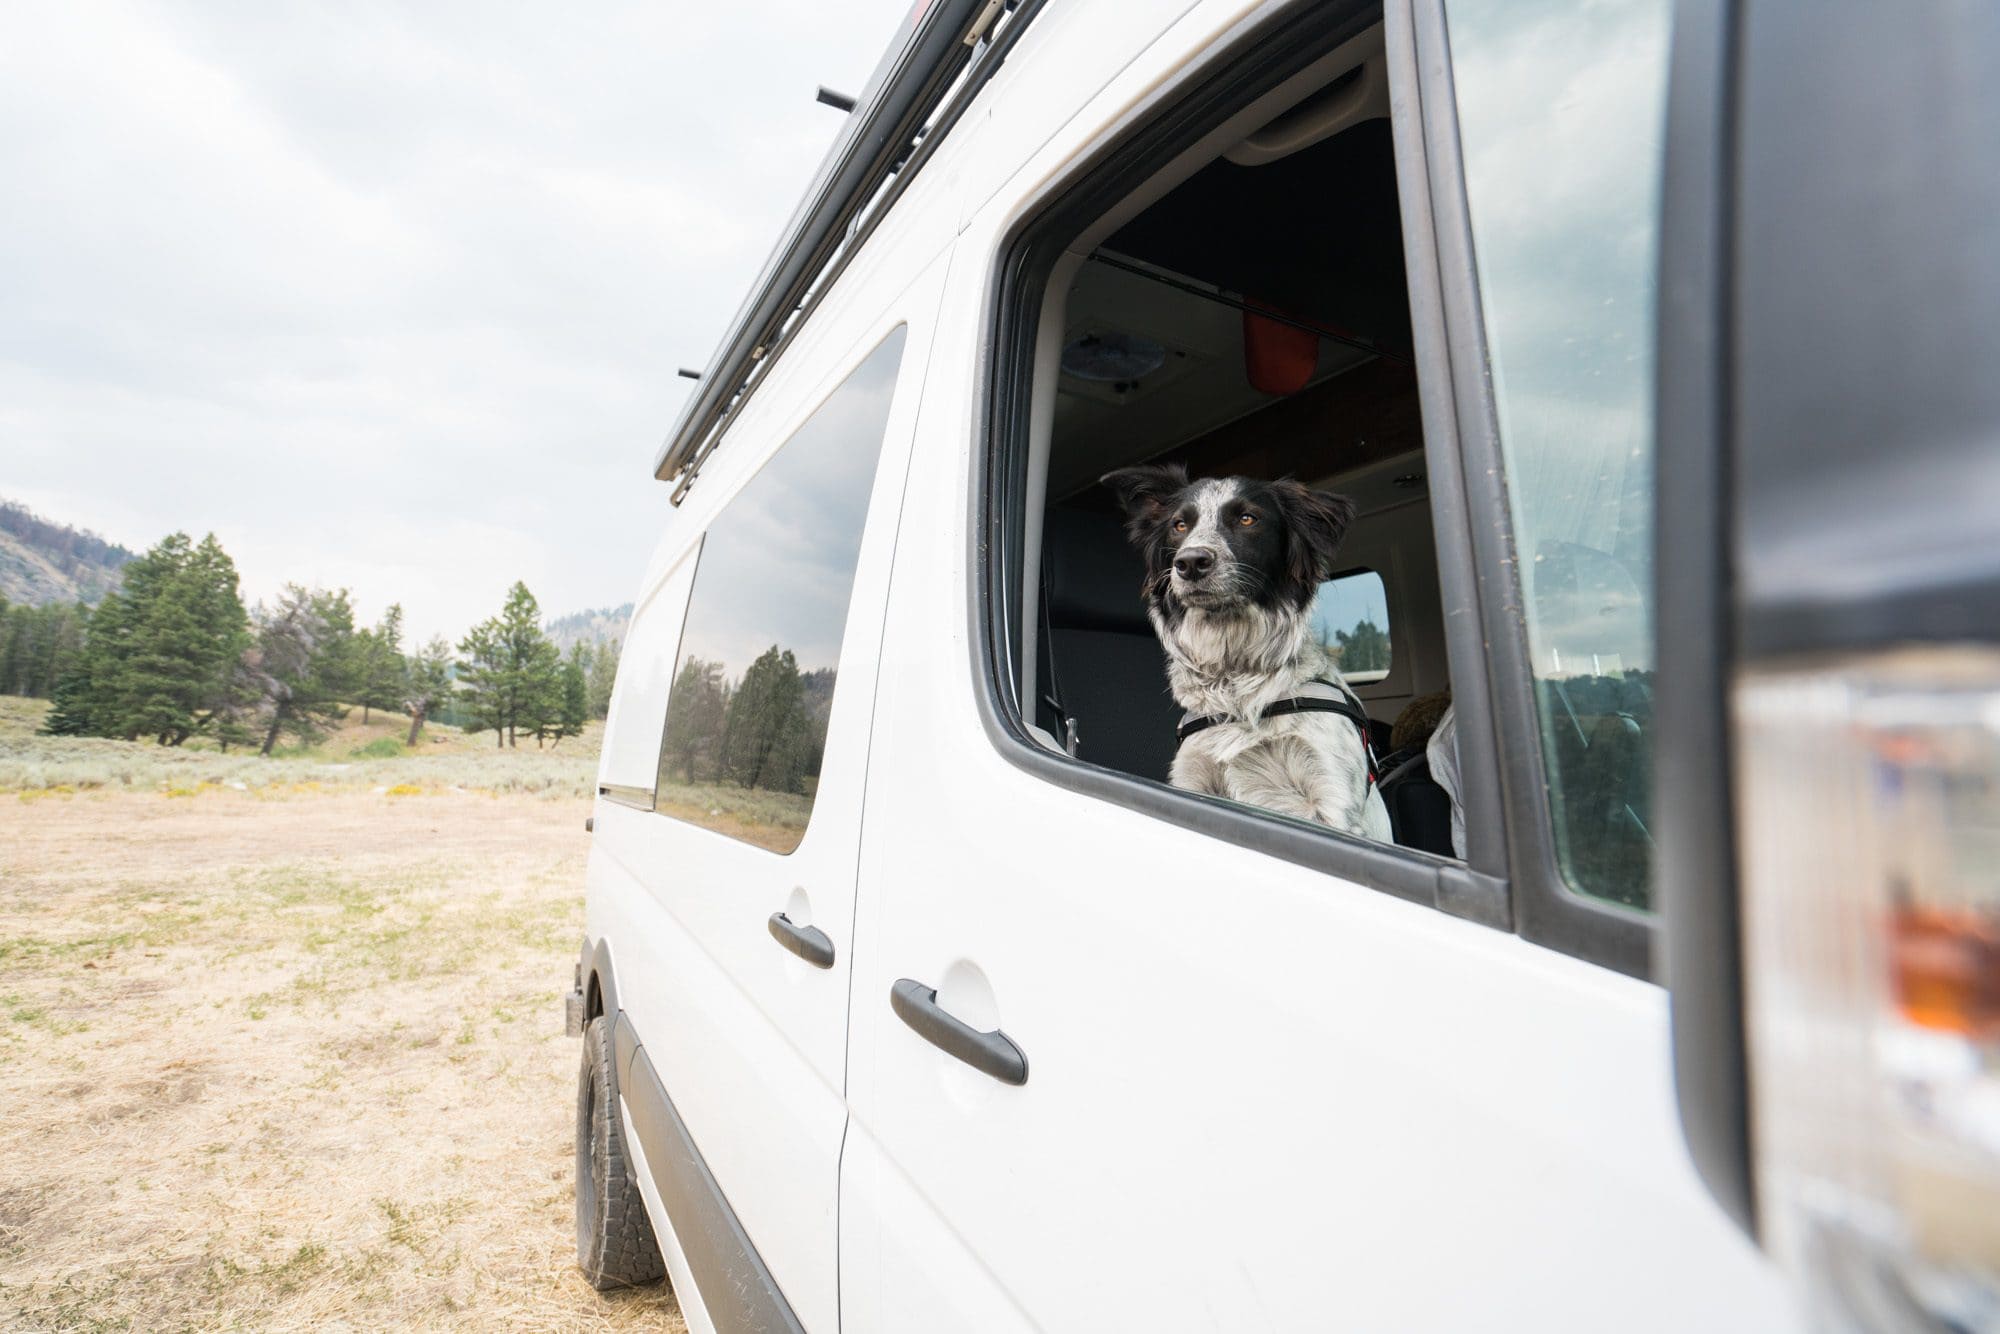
[{"left": 1102, "top": 463, "right": 1393, "bottom": 841}]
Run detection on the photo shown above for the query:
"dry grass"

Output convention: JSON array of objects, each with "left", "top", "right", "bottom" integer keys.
[
  {"left": 0, "top": 697, "right": 603, "bottom": 800},
  {"left": 0, "top": 781, "right": 684, "bottom": 1331}
]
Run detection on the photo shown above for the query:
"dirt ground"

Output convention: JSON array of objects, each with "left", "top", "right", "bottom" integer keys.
[{"left": 0, "top": 787, "right": 685, "bottom": 1332}]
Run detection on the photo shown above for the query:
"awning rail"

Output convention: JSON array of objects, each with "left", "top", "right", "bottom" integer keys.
[{"left": 656, "top": 0, "right": 1046, "bottom": 500}]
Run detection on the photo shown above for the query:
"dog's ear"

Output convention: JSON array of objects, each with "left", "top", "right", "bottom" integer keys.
[
  {"left": 1271, "top": 479, "right": 1358, "bottom": 603},
  {"left": 1099, "top": 463, "right": 1189, "bottom": 540}
]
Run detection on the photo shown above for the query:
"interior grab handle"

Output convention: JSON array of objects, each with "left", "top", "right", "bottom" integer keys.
[
  {"left": 767, "top": 912, "right": 835, "bottom": 968},
  {"left": 890, "top": 978, "right": 1029, "bottom": 1085}
]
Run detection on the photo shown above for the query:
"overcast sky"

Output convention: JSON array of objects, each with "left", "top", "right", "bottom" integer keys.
[{"left": 1, "top": 0, "right": 913, "bottom": 643}]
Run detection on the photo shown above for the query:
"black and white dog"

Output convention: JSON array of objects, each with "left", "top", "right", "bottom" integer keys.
[{"left": 1102, "top": 463, "right": 1392, "bottom": 840}]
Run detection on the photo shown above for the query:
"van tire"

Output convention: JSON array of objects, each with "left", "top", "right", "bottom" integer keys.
[{"left": 575, "top": 1014, "right": 667, "bottom": 1291}]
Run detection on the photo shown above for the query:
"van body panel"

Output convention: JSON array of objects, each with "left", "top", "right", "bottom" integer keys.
[
  {"left": 589, "top": 246, "right": 953, "bottom": 1331},
  {"left": 835, "top": 1, "right": 1797, "bottom": 1328},
  {"left": 840, "top": 234, "right": 1791, "bottom": 1334},
  {"left": 953, "top": 0, "right": 1211, "bottom": 226}
]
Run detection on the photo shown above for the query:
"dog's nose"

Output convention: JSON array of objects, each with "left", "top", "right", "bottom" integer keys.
[{"left": 1173, "top": 549, "right": 1216, "bottom": 580}]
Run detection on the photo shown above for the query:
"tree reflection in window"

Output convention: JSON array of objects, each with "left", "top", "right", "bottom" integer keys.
[{"left": 655, "top": 328, "right": 908, "bottom": 853}]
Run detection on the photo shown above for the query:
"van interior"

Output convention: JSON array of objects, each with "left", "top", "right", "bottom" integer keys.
[{"left": 1023, "top": 21, "right": 1463, "bottom": 857}]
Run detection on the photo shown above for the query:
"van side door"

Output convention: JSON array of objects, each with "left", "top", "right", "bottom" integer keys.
[
  {"left": 839, "top": 0, "right": 1794, "bottom": 1329},
  {"left": 590, "top": 244, "right": 951, "bottom": 1333}
]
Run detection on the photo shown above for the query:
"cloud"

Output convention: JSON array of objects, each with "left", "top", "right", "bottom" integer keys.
[{"left": 0, "top": 0, "right": 913, "bottom": 642}]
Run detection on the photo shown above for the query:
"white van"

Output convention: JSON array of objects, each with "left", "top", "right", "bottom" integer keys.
[{"left": 568, "top": 1, "right": 2000, "bottom": 1330}]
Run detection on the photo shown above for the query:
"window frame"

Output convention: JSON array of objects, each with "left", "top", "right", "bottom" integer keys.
[
  {"left": 970, "top": 0, "right": 1508, "bottom": 933},
  {"left": 967, "top": 0, "right": 1654, "bottom": 976}
]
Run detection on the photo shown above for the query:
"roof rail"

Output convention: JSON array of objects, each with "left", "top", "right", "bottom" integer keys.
[{"left": 655, "top": 0, "right": 1046, "bottom": 499}]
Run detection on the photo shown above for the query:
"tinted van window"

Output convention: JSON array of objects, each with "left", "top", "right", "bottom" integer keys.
[
  {"left": 654, "top": 328, "right": 907, "bottom": 853},
  {"left": 1445, "top": 0, "right": 1669, "bottom": 909}
]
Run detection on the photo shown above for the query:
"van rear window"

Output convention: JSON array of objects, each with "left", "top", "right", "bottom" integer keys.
[
  {"left": 1313, "top": 568, "right": 1391, "bottom": 685},
  {"left": 652, "top": 327, "right": 908, "bottom": 853}
]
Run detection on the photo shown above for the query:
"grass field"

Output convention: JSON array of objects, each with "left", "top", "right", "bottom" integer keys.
[
  {"left": 0, "top": 696, "right": 602, "bottom": 800},
  {"left": 0, "top": 700, "right": 684, "bottom": 1331}
]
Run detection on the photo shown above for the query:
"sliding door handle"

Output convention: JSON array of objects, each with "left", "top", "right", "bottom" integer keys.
[
  {"left": 767, "top": 912, "right": 835, "bottom": 968},
  {"left": 890, "top": 978, "right": 1028, "bottom": 1086}
]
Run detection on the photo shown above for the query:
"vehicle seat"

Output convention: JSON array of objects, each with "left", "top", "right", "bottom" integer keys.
[
  {"left": 1039, "top": 508, "right": 1183, "bottom": 783},
  {"left": 1376, "top": 751, "right": 1455, "bottom": 856}
]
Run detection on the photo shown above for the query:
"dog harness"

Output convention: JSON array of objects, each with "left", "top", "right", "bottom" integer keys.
[{"left": 1176, "top": 678, "right": 1380, "bottom": 786}]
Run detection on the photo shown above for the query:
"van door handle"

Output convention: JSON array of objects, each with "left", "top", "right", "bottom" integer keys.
[
  {"left": 767, "top": 912, "right": 835, "bottom": 968},
  {"left": 890, "top": 978, "right": 1028, "bottom": 1086}
]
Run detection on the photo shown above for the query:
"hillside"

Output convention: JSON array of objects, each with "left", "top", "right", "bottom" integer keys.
[
  {"left": 0, "top": 500, "right": 133, "bottom": 606},
  {"left": 545, "top": 603, "right": 632, "bottom": 652}
]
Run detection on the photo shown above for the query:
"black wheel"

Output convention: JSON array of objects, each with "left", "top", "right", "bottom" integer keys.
[{"left": 576, "top": 1014, "right": 667, "bottom": 1290}]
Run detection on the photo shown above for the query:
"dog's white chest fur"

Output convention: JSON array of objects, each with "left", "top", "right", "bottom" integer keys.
[{"left": 1156, "top": 603, "right": 1392, "bottom": 840}]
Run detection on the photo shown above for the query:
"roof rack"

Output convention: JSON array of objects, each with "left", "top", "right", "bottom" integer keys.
[{"left": 655, "top": 0, "right": 1047, "bottom": 501}]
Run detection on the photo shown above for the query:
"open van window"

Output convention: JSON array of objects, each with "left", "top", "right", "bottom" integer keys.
[{"left": 1006, "top": 19, "right": 1462, "bottom": 863}]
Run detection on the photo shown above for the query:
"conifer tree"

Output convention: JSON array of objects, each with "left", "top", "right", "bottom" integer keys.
[
  {"left": 721, "top": 645, "right": 809, "bottom": 793},
  {"left": 661, "top": 656, "right": 728, "bottom": 782},
  {"left": 39, "top": 656, "right": 100, "bottom": 736},
  {"left": 548, "top": 644, "right": 589, "bottom": 748},
  {"left": 457, "top": 582, "right": 561, "bottom": 748},
  {"left": 586, "top": 636, "right": 620, "bottom": 719},
  {"left": 1332, "top": 617, "right": 1390, "bottom": 675},
  {"left": 40, "top": 532, "right": 248, "bottom": 744},
  {"left": 309, "top": 588, "right": 360, "bottom": 704},
  {"left": 248, "top": 584, "right": 351, "bottom": 754},
  {"left": 356, "top": 603, "right": 407, "bottom": 724},
  {"left": 403, "top": 636, "right": 455, "bottom": 746},
  {"left": 0, "top": 601, "right": 88, "bottom": 699}
]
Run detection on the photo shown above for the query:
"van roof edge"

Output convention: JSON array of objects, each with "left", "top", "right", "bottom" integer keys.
[{"left": 653, "top": 0, "right": 1008, "bottom": 491}]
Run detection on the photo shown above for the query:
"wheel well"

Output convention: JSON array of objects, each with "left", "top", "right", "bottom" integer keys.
[{"left": 586, "top": 972, "right": 605, "bottom": 1021}]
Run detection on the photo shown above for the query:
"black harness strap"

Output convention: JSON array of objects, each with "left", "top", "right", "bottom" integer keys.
[{"left": 1177, "top": 679, "right": 1381, "bottom": 785}]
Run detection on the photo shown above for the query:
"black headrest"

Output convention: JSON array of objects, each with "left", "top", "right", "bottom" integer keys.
[{"left": 1043, "top": 507, "right": 1153, "bottom": 634}]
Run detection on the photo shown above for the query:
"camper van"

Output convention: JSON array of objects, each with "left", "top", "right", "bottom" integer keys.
[{"left": 567, "top": 0, "right": 2000, "bottom": 1329}]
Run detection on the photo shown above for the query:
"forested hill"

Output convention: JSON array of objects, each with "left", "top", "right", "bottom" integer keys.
[
  {"left": 0, "top": 500, "right": 133, "bottom": 606},
  {"left": 545, "top": 604, "right": 632, "bottom": 652}
]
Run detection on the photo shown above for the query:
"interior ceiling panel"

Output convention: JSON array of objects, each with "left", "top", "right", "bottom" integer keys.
[
  {"left": 1105, "top": 119, "right": 1412, "bottom": 356},
  {"left": 1052, "top": 259, "right": 1374, "bottom": 494}
]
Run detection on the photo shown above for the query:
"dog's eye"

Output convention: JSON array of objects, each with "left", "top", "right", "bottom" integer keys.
[
  {"left": 1172, "top": 519, "right": 1188, "bottom": 533},
  {"left": 1237, "top": 513, "right": 1257, "bottom": 527}
]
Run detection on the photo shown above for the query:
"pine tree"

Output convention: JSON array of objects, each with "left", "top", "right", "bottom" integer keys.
[
  {"left": 45, "top": 532, "right": 249, "bottom": 744},
  {"left": 308, "top": 588, "right": 360, "bottom": 706},
  {"left": 457, "top": 582, "right": 561, "bottom": 748},
  {"left": 0, "top": 599, "right": 22, "bottom": 695},
  {"left": 40, "top": 658, "right": 100, "bottom": 736},
  {"left": 661, "top": 657, "right": 729, "bottom": 782},
  {"left": 403, "top": 636, "right": 454, "bottom": 747},
  {"left": 42, "top": 590, "right": 121, "bottom": 735},
  {"left": 548, "top": 645, "right": 589, "bottom": 748},
  {"left": 587, "top": 636, "right": 620, "bottom": 719},
  {"left": 247, "top": 585, "right": 351, "bottom": 754},
  {"left": 721, "top": 645, "right": 808, "bottom": 792},
  {"left": 0, "top": 601, "right": 88, "bottom": 699},
  {"left": 1333, "top": 617, "right": 1390, "bottom": 675},
  {"left": 356, "top": 603, "right": 407, "bottom": 724}
]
